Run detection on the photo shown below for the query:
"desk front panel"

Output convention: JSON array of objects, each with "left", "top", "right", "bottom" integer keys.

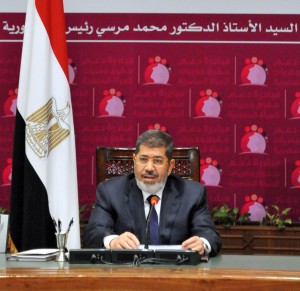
[{"left": 1, "top": 255, "right": 300, "bottom": 290}]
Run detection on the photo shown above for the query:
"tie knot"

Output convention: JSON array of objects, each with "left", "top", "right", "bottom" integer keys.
[{"left": 147, "top": 195, "right": 159, "bottom": 206}]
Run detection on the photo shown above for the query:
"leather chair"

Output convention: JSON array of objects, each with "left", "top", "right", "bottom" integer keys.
[{"left": 96, "top": 147, "right": 200, "bottom": 184}]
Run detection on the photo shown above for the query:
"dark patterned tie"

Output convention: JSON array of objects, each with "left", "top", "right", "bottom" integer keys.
[{"left": 147, "top": 195, "right": 160, "bottom": 245}]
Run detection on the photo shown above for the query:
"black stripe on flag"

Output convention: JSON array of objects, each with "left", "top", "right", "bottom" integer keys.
[{"left": 10, "top": 109, "right": 56, "bottom": 252}]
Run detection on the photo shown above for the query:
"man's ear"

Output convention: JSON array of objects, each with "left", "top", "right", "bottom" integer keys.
[{"left": 168, "top": 159, "right": 175, "bottom": 175}]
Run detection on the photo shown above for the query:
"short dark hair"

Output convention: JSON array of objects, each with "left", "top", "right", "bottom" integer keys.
[{"left": 135, "top": 130, "right": 173, "bottom": 160}]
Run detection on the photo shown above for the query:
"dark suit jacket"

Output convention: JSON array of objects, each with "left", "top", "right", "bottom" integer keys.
[{"left": 83, "top": 173, "right": 221, "bottom": 256}]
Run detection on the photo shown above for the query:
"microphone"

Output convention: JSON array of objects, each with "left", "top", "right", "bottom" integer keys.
[{"left": 144, "top": 195, "right": 159, "bottom": 249}]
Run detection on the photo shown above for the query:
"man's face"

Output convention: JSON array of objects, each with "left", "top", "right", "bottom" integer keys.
[{"left": 133, "top": 144, "right": 175, "bottom": 193}]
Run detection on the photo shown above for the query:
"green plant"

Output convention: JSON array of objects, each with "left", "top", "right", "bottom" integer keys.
[
  {"left": 0, "top": 207, "right": 8, "bottom": 214},
  {"left": 211, "top": 204, "right": 250, "bottom": 228},
  {"left": 264, "top": 205, "right": 292, "bottom": 229}
]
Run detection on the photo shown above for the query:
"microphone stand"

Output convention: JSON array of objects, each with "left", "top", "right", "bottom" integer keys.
[{"left": 144, "top": 204, "right": 155, "bottom": 250}]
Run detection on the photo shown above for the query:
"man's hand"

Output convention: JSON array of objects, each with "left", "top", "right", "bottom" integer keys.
[
  {"left": 109, "top": 232, "right": 140, "bottom": 249},
  {"left": 182, "top": 236, "right": 206, "bottom": 255}
]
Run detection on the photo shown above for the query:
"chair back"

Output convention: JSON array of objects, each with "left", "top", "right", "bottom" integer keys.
[{"left": 96, "top": 147, "right": 200, "bottom": 184}]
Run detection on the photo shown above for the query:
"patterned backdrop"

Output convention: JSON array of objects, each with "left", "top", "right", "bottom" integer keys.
[{"left": 1, "top": 12, "right": 300, "bottom": 221}]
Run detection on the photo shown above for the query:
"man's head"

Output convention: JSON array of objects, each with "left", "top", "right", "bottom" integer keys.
[
  {"left": 133, "top": 130, "right": 175, "bottom": 193},
  {"left": 135, "top": 129, "right": 174, "bottom": 159}
]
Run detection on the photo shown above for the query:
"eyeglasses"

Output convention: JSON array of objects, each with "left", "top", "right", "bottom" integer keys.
[{"left": 134, "top": 155, "right": 168, "bottom": 167}]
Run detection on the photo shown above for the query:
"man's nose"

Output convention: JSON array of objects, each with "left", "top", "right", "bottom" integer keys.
[{"left": 144, "top": 158, "right": 155, "bottom": 170}]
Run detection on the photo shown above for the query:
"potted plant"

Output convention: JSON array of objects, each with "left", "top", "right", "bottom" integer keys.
[
  {"left": 211, "top": 204, "right": 250, "bottom": 228},
  {"left": 262, "top": 205, "right": 292, "bottom": 229},
  {"left": 213, "top": 203, "right": 300, "bottom": 256}
]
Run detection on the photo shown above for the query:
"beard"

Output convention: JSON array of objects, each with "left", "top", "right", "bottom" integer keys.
[{"left": 135, "top": 171, "right": 168, "bottom": 194}]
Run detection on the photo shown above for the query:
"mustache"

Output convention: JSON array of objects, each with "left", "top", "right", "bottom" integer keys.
[{"left": 141, "top": 171, "right": 158, "bottom": 178}]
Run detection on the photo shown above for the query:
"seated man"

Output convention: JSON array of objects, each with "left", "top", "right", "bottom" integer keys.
[{"left": 83, "top": 130, "right": 221, "bottom": 256}]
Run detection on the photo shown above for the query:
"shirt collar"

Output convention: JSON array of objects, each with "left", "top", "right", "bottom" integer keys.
[{"left": 142, "top": 187, "right": 164, "bottom": 202}]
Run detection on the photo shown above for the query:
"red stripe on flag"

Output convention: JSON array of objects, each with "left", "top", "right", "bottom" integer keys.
[{"left": 35, "top": 0, "right": 69, "bottom": 79}]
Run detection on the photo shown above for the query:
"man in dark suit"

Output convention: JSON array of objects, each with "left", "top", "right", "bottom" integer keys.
[{"left": 83, "top": 130, "right": 221, "bottom": 256}]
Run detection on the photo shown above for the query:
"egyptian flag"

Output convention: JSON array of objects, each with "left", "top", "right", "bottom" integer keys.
[{"left": 9, "top": 0, "right": 80, "bottom": 252}]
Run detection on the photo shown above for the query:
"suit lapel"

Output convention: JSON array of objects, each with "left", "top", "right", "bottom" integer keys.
[
  {"left": 159, "top": 178, "right": 182, "bottom": 244},
  {"left": 125, "top": 178, "right": 147, "bottom": 243}
]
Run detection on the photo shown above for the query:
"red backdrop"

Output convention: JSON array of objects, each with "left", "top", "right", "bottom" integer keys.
[{"left": 1, "top": 12, "right": 300, "bottom": 221}]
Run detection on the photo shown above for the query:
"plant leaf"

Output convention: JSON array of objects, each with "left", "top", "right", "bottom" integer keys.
[
  {"left": 282, "top": 208, "right": 291, "bottom": 215},
  {"left": 284, "top": 218, "right": 292, "bottom": 225}
]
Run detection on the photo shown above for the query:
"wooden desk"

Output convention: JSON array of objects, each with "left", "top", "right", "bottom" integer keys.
[{"left": 1, "top": 254, "right": 300, "bottom": 290}]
